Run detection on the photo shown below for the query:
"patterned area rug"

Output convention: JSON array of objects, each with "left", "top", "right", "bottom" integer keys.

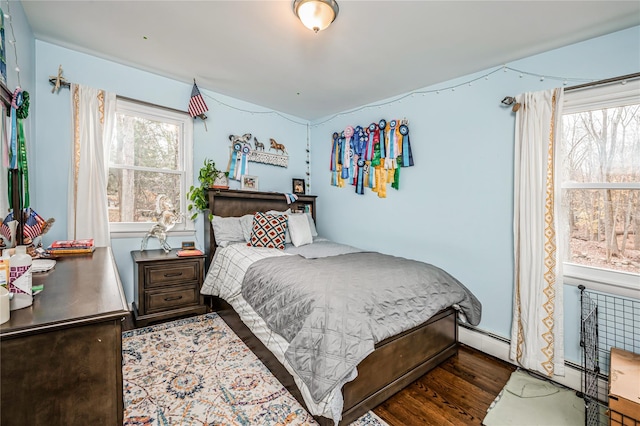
[{"left": 122, "top": 313, "right": 388, "bottom": 426}]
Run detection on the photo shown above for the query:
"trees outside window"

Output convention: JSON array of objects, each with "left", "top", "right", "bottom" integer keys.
[
  {"left": 107, "top": 99, "right": 193, "bottom": 234},
  {"left": 560, "top": 82, "right": 639, "bottom": 293}
]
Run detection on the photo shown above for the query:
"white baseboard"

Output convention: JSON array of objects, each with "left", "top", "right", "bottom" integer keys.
[{"left": 458, "top": 325, "right": 585, "bottom": 393}]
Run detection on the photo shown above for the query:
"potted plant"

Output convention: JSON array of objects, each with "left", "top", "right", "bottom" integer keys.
[{"left": 187, "top": 158, "right": 228, "bottom": 220}]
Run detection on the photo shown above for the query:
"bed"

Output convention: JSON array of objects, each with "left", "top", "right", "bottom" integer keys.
[{"left": 201, "top": 189, "right": 481, "bottom": 425}]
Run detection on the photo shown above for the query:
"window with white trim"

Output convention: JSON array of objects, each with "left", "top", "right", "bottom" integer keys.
[
  {"left": 107, "top": 98, "right": 194, "bottom": 235},
  {"left": 560, "top": 80, "right": 640, "bottom": 295}
]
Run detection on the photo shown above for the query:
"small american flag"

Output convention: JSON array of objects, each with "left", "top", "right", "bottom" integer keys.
[
  {"left": 1, "top": 212, "right": 13, "bottom": 241},
  {"left": 23, "top": 208, "right": 45, "bottom": 242},
  {"left": 188, "top": 81, "right": 208, "bottom": 119}
]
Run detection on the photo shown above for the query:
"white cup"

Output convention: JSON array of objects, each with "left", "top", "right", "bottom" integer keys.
[{"left": 0, "top": 286, "right": 10, "bottom": 325}]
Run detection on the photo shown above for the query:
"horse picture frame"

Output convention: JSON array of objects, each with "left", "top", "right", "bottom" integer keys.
[{"left": 241, "top": 175, "right": 259, "bottom": 190}]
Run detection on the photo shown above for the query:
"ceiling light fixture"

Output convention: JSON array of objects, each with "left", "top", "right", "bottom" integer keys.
[{"left": 293, "top": 0, "right": 339, "bottom": 33}]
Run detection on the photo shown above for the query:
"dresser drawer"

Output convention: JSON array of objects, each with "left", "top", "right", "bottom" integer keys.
[
  {"left": 145, "top": 261, "right": 200, "bottom": 288},
  {"left": 146, "top": 286, "right": 199, "bottom": 313}
]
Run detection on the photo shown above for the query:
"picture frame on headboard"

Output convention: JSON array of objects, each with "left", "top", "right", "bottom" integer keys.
[
  {"left": 240, "top": 175, "right": 259, "bottom": 190},
  {"left": 292, "top": 178, "right": 305, "bottom": 195}
]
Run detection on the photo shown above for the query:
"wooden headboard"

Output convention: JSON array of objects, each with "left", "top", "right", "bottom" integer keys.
[{"left": 204, "top": 189, "right": 317, "bottom": 268}]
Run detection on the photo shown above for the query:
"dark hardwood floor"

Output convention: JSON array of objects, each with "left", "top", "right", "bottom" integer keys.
[
  {"left": 373, "top": 344, "right": 515, "bottom": 426},
  {"left": 122, "top": 312, "right": 515, "bottom": 426}
]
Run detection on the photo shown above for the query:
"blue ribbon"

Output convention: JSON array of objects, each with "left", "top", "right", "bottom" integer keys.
[
  {"left": 378, "top": 119, "right": 386, "bottom": 159},
  {"left": 341, "top": 131, "right": 350, "bottom": 179},
  {"left": 356, "top": 158, "right": 365, "bottom": 194},
  {"left": 228, "top": 142, "right": 240, "bottom": 179},
  {"left": 365, "top": 125, "right": 375, "bottom": 161},
  {"left": 388, "top": 119, "right": 397, "bottom": 160}
]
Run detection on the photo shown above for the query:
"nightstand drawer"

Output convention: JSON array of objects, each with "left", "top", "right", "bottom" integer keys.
[
  {"left": 145, "top": 262, "right": 200, "bottom": 288},
  {"left": 146, "top": 287, "right": 199, "bottom": 313},
  {"left": 132, "top": 249, "right": 206, "bottom": 326}
]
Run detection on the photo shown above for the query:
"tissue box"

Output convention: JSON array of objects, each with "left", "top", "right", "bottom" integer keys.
[{"left": 609, "top": 347, "right": 640, "bottom": 426}]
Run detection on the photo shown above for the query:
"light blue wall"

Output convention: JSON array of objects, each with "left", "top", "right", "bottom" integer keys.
[
  {"left": 32, "top": 41, "right": 309, "bottom": 304},
  {"left": 1, "top": 1, "right": 34, "bottom": 106},
  {"left": 14, "top": 6, "right": 639, "bottom": 367},
  {"left": 1, "top": 0, "right": 35, "bottom": 192},
  {"left": 309, "top": 26, "right": 640, "bottom": 364}
]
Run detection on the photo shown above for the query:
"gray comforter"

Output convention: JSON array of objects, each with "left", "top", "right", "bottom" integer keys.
[{"left": 241, "top": 251, "right": 481, "bottom": 403}]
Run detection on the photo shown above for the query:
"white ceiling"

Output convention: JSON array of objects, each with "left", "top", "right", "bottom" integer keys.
[{"left": 22, "top": 1, "right": 640, "bottom": 120}]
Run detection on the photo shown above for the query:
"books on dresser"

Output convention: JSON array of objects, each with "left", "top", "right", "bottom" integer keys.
[
  {"left": 49, "top": 239, "right": 94, "bottom": 248},
  {"left": 47, "top": 239, "right": 95, "bottom": 255}
]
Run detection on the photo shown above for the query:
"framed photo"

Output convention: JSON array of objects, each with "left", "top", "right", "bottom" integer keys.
[
  {"left": 292, "top": 178, "right": 305, "bottom": 195},
  {"left": 241, "top": 175, "right": 259, "bottom": 190}
]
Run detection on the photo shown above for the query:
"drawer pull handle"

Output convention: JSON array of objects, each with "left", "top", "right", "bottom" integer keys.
[
  {"left": 164, "top": 272, "right": 183, "bottom": 278},
  {"left": 164, "top": 295, "right": 183, "bottom": 302}
]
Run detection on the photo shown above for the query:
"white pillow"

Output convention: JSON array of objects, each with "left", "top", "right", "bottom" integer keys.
[
  {"left": 240, "top": 214, "right": 255, "bottom": 242},
  {"left": 306, "top": 212, "right": 318, "bottom": 237},
  {"left": 211, "top": 216, "right": 245, "bottom": 246},
  {"left": 288, "top": 213, "right": 313, "bottom": 247}
]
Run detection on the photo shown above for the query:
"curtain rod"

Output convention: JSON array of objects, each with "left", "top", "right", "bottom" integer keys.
[
  {"left": 501, "top": 72, "right": 640, "bottom": 108},
  {"left": 117, "top": 95, "right": 188, "bottom": 116},
  {"left": 564, "top": 72, "right": 640, "bottom": 92},
  {"left": 48, "top": 77, "right": 188, "bottom": 116}
]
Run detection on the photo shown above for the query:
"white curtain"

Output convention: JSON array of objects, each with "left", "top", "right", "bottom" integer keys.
[
  {"left": 67, "top": 84, "right": 116, "bottom": 246},
  {"left": 510, "top": 88, "right": 565, "bottom": 377},
  {"left": 0, "top": 105, "right": 9, "bottom": 218}
]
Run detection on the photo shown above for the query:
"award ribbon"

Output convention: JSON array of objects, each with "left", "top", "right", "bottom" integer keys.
[
  {"left": 378, "top": 119, "right": 386, "bottom": 159},
  {"left": 399, "top": 123, "right": 414, "bottom": 167},
  {"left": 17, "top": 120, "right": 29, "bottom": 207},
  {"left": 240, "top": 143, "right": 250, "bottom": 176},
  {"left": 228, "top": 141, "right": 241, "bottom": 180},
  {"left": 1, "top": 103, "right": 8, "bottom": 168},
  {"left": 9, "top": 89, "right": 22, "bottom": 169},
  {"left": 342, "top": 126, "right": 354, "bottom": 180},
  {"left": 355, "top": 158, "right": 365, "bottom": 194},
  {"left": 330, "top": 132, "right": 340, "bottom": 186},
  {"left": 8, "top": 90, "right": 31, "bottom": 209},
  {"left": 385, "top": 119, "right": 398, "bottom": 170},
  {"left": 392, "top": 155, "right": 402, "bottom": 190},
  {"left": 353, "top": 126, "right": 366, "bottom": 194},
  {"left": 330, "top": 132, "right": 339, "bottom": 172},
  {"left": 364, "top": 126, "right": 374, "bottom": 161},
  {"left": 371, "top": 123, "right": 381, "bottom": 168},
  {"left": 229, "top": 142, "right": 250, "bottom": 180}
]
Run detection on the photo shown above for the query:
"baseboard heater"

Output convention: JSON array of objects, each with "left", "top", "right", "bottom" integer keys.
[{"left": 458, "top": 323, "right": 607, "bottom": 396}]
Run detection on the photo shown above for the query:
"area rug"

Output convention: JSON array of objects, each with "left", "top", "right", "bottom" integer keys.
[
  {"left": 122, "top": 313, "right": 388, "bottom": 426},
  {"left": 482, "top": 369, "right": 584, "bottom": 426}
]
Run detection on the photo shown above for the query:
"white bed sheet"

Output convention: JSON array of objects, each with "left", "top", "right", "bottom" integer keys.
[{"left": 201, "top": 243, "right": 355, "bottom": 424}]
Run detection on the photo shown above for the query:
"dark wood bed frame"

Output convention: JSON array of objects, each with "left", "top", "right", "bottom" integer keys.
[{"left": 203, "top": 189, "right": 458, "bottom": 425}]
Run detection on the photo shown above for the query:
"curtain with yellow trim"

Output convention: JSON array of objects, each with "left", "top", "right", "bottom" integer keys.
[
  {"left": 0, "top": 103, "right": 8, "bottom": 217},
  {"left": 67, "top": 84, "right": 116, "bottom": 246},
  {"left": 510, "top": 88, "right": 565, "bottom": 377}
]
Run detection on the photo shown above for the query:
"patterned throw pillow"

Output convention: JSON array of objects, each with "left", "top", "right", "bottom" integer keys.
[{"left": 248, "top": 212, "right": 288, "bottom": 250}]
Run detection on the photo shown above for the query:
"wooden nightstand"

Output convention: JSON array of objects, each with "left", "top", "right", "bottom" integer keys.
[{"left": 131, "top": 249, "right": 207, "bottom": 326}]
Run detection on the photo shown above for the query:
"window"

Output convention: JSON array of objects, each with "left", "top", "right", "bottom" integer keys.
[
  {"left": 560, "top": 80, "right": 640, "bottom": 295},
  {"left": 107, "top": 98, "right": 193, "bottom": 235}
]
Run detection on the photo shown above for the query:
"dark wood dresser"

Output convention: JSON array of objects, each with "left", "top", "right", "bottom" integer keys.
[
  {"left": 131, "top": 249, "right": 207, "bottom": 327},
  {"left": 0, "top": 247, "right": 129, "bottom": 425}
]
